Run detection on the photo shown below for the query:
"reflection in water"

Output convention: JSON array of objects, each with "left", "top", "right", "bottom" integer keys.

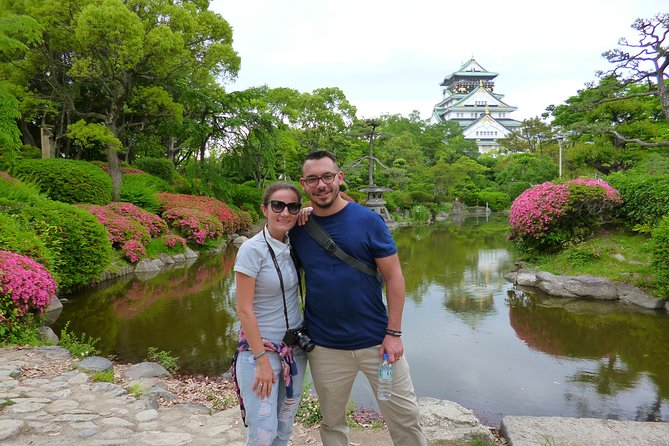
[
  {"left": 56, "top": 216, "right": 669, "bottom": 425},
  {"left": 54, "top": 246, "right": 239, "bottom": 374}
]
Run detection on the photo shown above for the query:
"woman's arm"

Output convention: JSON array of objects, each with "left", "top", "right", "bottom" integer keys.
[{"left": 235, "top": 271, "right": 276, "bottom": 398}]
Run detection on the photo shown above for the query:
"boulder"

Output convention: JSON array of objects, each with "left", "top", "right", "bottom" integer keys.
[
  {"left": 151, "top": 258, "right": 165, "bottom": 269},
  {"left": 43, "top": 295, "right": 63, "bottom": 326},
  {"left": 158, "top": 253, "right": 176, "bottom": 265},
  {"left": 134, "top": 259, "right": 160, "bottom": 273},
  {"left": 184, "top": 248, "right": 199, "bottom": 259},
  {"left": 172, "top": 253, "right": 187, "bottom": 263},
  {"left": 617, "top": 283, "right": 667, "bottom": 309},
  {"left": 536, "top": 272, "right": 617, "bottom": 300},
  {"left": 418, "top": 397, "right": 495, "bottom": 444},
  {"left": 37, "top": 326, "right": 59, "bottom": 344},
  {"left": 77, "top": 356, "right": 113, "bottom": 373},
  {"left": 233, "top": 236, "right": 248, "bottom": 247},
  {"left": 125, "top": 362, "right": 170, "bottom": 380}
]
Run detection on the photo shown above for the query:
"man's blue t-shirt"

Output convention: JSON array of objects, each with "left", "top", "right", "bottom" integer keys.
[{"left": 290, "top": 202, "right": 396, "bottom": 350}]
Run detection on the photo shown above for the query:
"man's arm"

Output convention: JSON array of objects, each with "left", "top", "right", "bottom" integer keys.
[{"left": 375, "top": 253, "right": 405, "bottom": 364}]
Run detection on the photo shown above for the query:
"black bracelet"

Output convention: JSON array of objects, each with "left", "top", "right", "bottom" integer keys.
[{"left": 385, "top": 328, "right": 402, "bottom": 337}]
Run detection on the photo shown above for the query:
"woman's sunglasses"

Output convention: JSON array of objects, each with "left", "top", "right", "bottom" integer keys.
[{"left": 267, "top": 200, "right": 302, "bottom": 215}]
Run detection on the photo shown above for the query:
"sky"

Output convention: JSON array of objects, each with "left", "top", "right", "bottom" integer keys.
[{"left": 210, "top": 1, "right": 666, "bottom": 122}]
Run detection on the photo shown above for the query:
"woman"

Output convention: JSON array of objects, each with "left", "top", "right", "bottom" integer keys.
[{"left": 232, "top": 182, "right": 307, "bottom": 446}]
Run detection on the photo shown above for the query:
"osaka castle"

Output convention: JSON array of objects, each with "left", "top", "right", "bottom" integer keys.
[{"left": 432, "top": 58, "right": 521, "bottom": 153}]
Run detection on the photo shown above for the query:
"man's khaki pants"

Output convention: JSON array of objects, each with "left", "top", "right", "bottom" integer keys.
[{"left": 308, "top": 345, "right": 428, "bottom": 446}]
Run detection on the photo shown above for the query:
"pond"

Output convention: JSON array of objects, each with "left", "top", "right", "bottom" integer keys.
[{"left": 54, "top": 215, "right": 669, "bottom": 425}]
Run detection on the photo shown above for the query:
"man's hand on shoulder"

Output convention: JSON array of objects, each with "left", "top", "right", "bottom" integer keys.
[{"left": 297, "top": 206, "right": 313, "bottom": 226}]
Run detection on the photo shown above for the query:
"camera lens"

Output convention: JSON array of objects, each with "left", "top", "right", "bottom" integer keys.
[{"left": 297, "top": 332, "right": 315, "bottom": 352}]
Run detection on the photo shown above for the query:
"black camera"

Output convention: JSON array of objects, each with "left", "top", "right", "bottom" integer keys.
[{"left": 283, "top": 328, "right": 315, "bottom": 352}]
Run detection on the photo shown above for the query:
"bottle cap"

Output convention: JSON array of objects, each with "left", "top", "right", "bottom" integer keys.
[{"left": 383, "top": 353, "right": 388, "bottom": 360}]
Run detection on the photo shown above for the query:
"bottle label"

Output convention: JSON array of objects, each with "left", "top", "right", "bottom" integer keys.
[{"left": 379, "top": 368, "right": 392, "bottom": 380}]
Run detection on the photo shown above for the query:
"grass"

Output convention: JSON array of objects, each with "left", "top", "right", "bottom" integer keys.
[
  {"left": 91, "top": 370, "right": 114, "bottom": 383},
  {"left": 528, "top": 228, "right": 656, "bottom": 291},
  {"left": 128, "top": 383, "right": 143, "bottom": 398}
]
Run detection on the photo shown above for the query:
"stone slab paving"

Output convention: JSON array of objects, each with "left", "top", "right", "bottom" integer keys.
[
  {"left": 501, "top": 415, "right": 669, "bottom": 446},
  {"left": 0, "top": 347, "right": 248, "bottom": 446}
]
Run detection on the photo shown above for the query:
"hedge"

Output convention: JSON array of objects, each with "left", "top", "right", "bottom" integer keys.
[
  {"left": 652, "top": 215, "right": 669, "bottom": 297},
  {"left": 133, "top": 157, "right": 177, "bottom": 184},
  {"left": 11, "top": 159, "right": 112, "bottom": 205}
]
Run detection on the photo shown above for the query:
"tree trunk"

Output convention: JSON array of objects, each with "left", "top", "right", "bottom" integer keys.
[{"left": 107, "top": 145, "right": 122, "bottom": 202}]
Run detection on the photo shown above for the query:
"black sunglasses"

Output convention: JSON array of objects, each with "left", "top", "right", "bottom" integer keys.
[{"left": 267, "top": 200, "right": 302, "bottom": 215}]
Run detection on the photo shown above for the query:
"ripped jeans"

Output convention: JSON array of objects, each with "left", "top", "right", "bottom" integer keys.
[{"left": 235, "top": 348, "right": 307, "bottom": 446}]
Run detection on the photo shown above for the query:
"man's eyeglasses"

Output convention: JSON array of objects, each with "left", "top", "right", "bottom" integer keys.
[
  {"left": 267, "top": 200, "right": 302, "bottom": 215},
  {"left": 302, "top": 172, "right": 339, "bottom": 187}
]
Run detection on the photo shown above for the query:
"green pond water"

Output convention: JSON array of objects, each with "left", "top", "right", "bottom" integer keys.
[{"left": 54, "top": 216, "right": 669, "bottom": 425}]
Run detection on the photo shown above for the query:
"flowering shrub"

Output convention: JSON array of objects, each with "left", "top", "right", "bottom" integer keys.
[
  {"left": 85, "top": 202, "right": 167, "bottom": 263},
  {"left": 509, "top": 179, "right": 622, "bottom": 253},
  {"left": 1, "top": 251, "right": 57, "bottom": 338},
  {"left": 162, "top": 207, "right": 224, "bottom": 245},
  {"left": 164, "top": 234, "right": 187, "bottom": 249},
  {"left": 158, "top": 193, "right": 241, "bottom": 234}
]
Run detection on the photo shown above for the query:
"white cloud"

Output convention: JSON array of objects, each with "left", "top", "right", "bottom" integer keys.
[{"left": 211, "top": 0, "right": 666, "bottom": 121}]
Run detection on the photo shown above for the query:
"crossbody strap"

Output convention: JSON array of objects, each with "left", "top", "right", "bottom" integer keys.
[{"left": 304, "top": 219, "right": 380, "bottom": 278}]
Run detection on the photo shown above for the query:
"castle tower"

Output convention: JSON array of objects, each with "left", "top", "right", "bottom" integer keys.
[{"left": 432, "top": 58, "right": 521, "bottom": 153}]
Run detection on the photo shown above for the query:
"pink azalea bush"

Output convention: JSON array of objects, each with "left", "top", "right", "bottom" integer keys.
[
  {"left": 158, "top": 193, "right": 244, "bottom": 234},
  {"left": 162, "top": 207, "right": 224, "bottom": 245},
  {"left": 509, "top": 179, "right": 622, "bottom": 252},
  {"left": 164, "top": 234, "right": 187, "bottom": 250},
  {"left": 1, "top": 251, "right": 57, "bottom": 336},
  {"left": 85, "top": 202, "right": 167, "bottom": 263}
]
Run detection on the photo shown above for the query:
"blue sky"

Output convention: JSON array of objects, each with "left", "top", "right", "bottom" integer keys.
[{"left": 210, "top": 1, "right": 666, "bottom": 121}]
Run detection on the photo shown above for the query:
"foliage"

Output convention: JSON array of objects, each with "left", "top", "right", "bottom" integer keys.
[
  {"left": 411, "top": 205, "right": 431, "bottom": 222},
  {"left": 147, "top": 347, "right": 179, "bottom": 374},
  {"left": 67, "top": 119, "right": 121, "bottom": 159},
  {"left": 494, "top": 153, "right": 558, "bottom": 198},
  {"left": 476, "top": 191, "right": 511, "bottom": 211},
  {"left": 0, "top": 212, "right": 54, "bottom": 272},
  {"left": 11, "top": 159, "right": 112, "bottom": 205},
  {"left": 162, "top": 206, "right": 224, "bottom": 245},
  {"left": 58, "top": 321, "right": 100, "bottom": 359},
  {"left": 91, "top": 370, "right": 115, "bottom": 383},
  {"left": 16, "top": 200, "right": 113, "bottom": 289},
  {"left": 530, "top": 229, "right": 654, "bottom": 290},
  {"left": 652, "top": 215, "right": 669, "bottom": 297},
  {"left": 85, "top": 202, "right": 167, "bottom": 263},
  {"left": 120, "top": 173, "right": 169, "bottom": 213},
  {"left": 159, "top": 192, "right": 240, "bottom": 233},
  {"left": 144, "top": 235, "right": 187, "bottom": 258},
  {"left": 509, "top": 179, "right": 622, "bottom": 253},
  {"left": 296, "top": 383, "right": 322, "bottom": 427},
  {"left": 607, "top": 167, "right": 669, "bottom": 228},
  {"left": 0, "top": 250, "right": 56, "bottom": 340},
  {"left": 133, "top": 157, "right": 177, "bottom": 184}
]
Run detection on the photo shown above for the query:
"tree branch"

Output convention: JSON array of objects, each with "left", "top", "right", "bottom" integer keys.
[{"left": 607, "top": 130, "right": 669, "bottom": 147}]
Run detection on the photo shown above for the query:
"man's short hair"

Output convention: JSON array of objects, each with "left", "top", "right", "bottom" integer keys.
[{"left": 302, "top": 151, "right": 339, "bottom": 175}]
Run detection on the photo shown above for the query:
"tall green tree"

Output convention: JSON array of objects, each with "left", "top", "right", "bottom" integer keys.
[{"left": 1, "top": 0, "right": 240, "bottom": 200}]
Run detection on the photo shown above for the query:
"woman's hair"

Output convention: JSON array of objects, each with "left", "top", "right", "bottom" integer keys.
[{"left": 262, "top": 182, "right": 302, "bottom": 204}]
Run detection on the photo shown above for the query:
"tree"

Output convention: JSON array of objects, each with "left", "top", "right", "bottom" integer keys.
[
  {"left": 499, "top": 117, "right": 553, "bottom": 154},
  {"left": 1, "top": 0, "right": 240, "bottom": 200}
]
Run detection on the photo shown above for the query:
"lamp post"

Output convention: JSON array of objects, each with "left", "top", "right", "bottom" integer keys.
[{"left": 556, "top": 133, "right": 564, "bottom": 178}]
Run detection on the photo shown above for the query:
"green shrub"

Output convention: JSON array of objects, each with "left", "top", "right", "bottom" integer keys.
[
  {"left": 19, "top": 200, "right": 113, "bottom": 289},
  {"left": 58, "top": 321, "right": 100, "bottom": 358},
  {"left": 607, "top": 170, "right": 669, "bottom": 228},
  {"left": 0, "top": 213, "right": 55, "bottom": 273},
  {"left": 120, "top": 174, "right": 169, "bottom": 213},
  {"left": 228, "top": 182, "right": 263, "bottom": 211},
  {"left": 652, "top": 215, "right": 669, "bottom": 297},
  {"left": 133, "top": 157, "right": 177, "bottom": 184},
  {"left": 11, "top": 159, "right": 112, "bottom": 205},
  {"left": 411, "top": 205, "right": 431, "bottom": 222},
  {"left": 476, "top": 191, "right": 511, "bottom": 211},
  {"left": 385, "top": 191, "right": 413, "bottom": 210},
  {"left": 147, "top": 347, "right": 179, "bottom": 374},
  {"left": 144, "top": 235, "right": 187, "bottom": 258},
  {"left": 0, "top": 172, "right": 44, "bottom": 206},
  {"left": 409, "top": 190, "right": 433, "bottom": 204},
  {"left": 506, "top": 181, "right": 532, "bottom": 201}
]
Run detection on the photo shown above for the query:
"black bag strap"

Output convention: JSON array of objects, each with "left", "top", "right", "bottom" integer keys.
[{"left": 304, "top": 219, "right": 379, "bottom": 278}]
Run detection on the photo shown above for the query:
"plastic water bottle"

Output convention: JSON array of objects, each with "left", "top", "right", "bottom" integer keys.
[{"left": 377, "top": 353, "right": 393, "bottom": 400}]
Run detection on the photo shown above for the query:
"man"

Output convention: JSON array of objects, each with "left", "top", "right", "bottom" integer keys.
[{"left": 290, "top": 151, "right": 427, "bottom": 446}]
